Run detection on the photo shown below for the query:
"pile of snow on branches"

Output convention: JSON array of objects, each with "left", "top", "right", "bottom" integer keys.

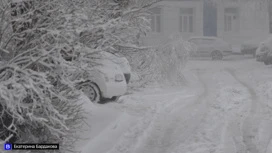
[{"left": 129, "top": 34, "right": 195, "bottom": 88}]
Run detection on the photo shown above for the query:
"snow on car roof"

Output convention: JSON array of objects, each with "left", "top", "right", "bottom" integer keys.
[{"left": 189, "top": 36, "right": 218, "bottom": 40}]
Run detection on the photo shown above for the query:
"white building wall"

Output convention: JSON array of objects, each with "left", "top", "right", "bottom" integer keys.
[
  {"left": 217, "top": 0, "right": 270, "bottom": 46},
  {"left": 142, "top": 0, "right": 269, "bottom": 47},
  {"left": 142, "top": 0, "right": 203, "bottom": 47}
]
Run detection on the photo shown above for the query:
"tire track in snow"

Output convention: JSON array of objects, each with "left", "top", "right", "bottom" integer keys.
[
  {"left": 172, "top": 69, "right": 248, "bottom": 153},
  {"left": 158, "top": 69, "right": 210, "bottom": 153},
  {"left": 132, "top": 69, "right": 210, "bottom": 153},
  {"left": 105, "top": 89, "right": 195, "bottom": 153},
  {"left": 226, "top": 68, "right": 260, "bottom": 153}
]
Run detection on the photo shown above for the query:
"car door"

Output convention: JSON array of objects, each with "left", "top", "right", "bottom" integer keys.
[{"left": 196, "top": 39, "right": 215, "bottom": 56}]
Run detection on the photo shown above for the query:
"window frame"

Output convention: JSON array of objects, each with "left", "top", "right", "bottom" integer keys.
[
  {"left": 150, "top": 7, "right": 162, "bottom": 33},
  {"left": 179, "top": 7, "right": 194, "bottom": 33},
  {"left": 224, "top": 7, "right": 239, "bottom": 32}
]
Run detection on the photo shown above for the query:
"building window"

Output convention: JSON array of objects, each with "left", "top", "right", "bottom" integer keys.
[
  {"left": 224, "top": 7, "right": 238, "bottom": 32},
  {"left": 150, "top": 7, "right": 162, "bottom": 33},
  {"left": 179, "top": 8, "right": 194, "bottom": 33}
]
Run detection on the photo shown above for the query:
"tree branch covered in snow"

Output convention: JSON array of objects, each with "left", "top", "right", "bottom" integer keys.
[
  {"left": 78, "top": 0, "right": 155, "bottom": 54},
  {"left": 0, "top": 0, "right": 90, "bottom": 152},
  {"left": 128, "top": 34, "right": 194, "bottom": 88}
]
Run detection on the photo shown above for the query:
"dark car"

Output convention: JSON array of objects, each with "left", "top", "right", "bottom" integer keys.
[
  {"left": 264, "top": 51, "right": 272, "bottom": 65},
  {"left": 241, "top": 35, "right": 272, "bottom": 57}
]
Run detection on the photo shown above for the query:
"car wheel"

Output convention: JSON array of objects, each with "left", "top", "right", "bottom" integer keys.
[
  {"left": 78, "top": 82, "right": 101, "bottom": 103},
  {"left": 211, "top": 51, "right": 223, "bottom": 60}
]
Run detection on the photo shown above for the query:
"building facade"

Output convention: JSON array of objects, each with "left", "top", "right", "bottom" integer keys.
[
  {"left": 143, "top": 0, "right": 270, "bottom": 47},
  {"left": 142, "top": 0, "right": 204, "bottom": 46}
]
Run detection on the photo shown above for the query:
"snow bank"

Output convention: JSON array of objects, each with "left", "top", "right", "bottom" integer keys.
[
  {"left": 75, "top": 96, "right": 129, "bottom": 153},
  {"left": 78, "top": 94, "right": 95, "bottom": 112},
  {"left": 76, "top": 91, "right": 155, "bottom": 153},
  {"left": 215, "top": 85, "right": 250, "bottom": 115},
  {"left": 267, "top": 140, "right": 272, "bottom": 153},
  {"left": 256, "top": 82, "right": 272, "bottom": 109}
]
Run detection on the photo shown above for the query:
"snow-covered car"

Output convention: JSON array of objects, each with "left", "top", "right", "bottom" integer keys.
[
  {"left": 188, "top": 36, "right": 232, "bottom": 60},
  {"left": 264, "top": 50, "right": 272, "bottom": 65},
  {"left": 256, "top": 43, "right": 269, "bottom": 62},
  {"left": 100, "top": 51, "right": 131, "bottom": 84},
  {"left": 76, "top": 60, "right": 127, "bottom": 103},
  {"left": 241, "top": 35, "right": 271, "bottom": 57},
  {"left": 68, "top": 54, "right": 127, "bottom": 103}
]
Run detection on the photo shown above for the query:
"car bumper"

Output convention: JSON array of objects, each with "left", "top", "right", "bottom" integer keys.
[{"left": 101, "top": 80, "right": 127, "bottom": 98}]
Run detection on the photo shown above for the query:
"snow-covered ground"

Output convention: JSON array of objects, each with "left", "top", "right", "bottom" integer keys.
[{"left": 76, "top": 55, "right": 272, "bottom": 153}]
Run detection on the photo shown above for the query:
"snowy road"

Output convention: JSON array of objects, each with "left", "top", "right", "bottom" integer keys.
[{"left": 78, "top": 55, "right": 272, "bottom": 153}]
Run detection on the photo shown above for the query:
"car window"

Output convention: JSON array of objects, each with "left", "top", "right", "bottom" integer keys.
[
  {"left": 201, "top": 39, "right": 215, "bottom": 44},
  {"left": 189, "top": 38, "right": 215, "bottom": 44},
  {"left": 189, "top": 39, "right": 202, "bottom": 44}
]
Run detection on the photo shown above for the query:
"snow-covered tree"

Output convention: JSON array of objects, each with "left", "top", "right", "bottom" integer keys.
[
  {"left": 78, "top": 0, "right": 153, "bottom": 55},
  {"left": 0, "top": 0, "right": 88, "bottom": 152}
]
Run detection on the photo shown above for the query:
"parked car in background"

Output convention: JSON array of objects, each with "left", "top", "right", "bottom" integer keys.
[
  {"left": 255, "top": 36, "right": 272, "bottom": 63},
  {"left": 264, "top": 50, "right": 272, "bottom": 65},
  {"left": 241, "top": 36, "right": 271, "bottom": 57},
  {"left": 256, "top": 43, "right": 269, "bottom": 62},
  {"left": 188, "top": 36, "right": 232, "bottom": 60}
]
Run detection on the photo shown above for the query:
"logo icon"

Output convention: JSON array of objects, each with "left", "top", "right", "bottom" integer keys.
[{"left": 4, "top": 143, "right": 12, "bottom": 150}]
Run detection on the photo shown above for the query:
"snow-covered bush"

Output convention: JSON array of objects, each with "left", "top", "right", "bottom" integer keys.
[
  {"left": 78, "top": 0, "right": 152, "bottom": 52},
  {"left": 0, "top": 0, "right": 88, "bottom": 152},
  {"left": 128, "top": 34, "right": 192, "bottom": 88}
]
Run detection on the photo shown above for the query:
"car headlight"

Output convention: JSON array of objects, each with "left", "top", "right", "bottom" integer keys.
[{"left": 115, "top": 74, "right": 124, "bottom": 82}]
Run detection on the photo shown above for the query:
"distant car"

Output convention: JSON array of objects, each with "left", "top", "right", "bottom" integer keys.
[
  {"left": 241, "top": 36, "right": 271, "bottom": 57},
  {"left": 255, "top": 36, "right": 272, "bottom": 63},
  {"left": 256, "top": 43, "right": 269, "bottom": 62},
  {"left": 188, "top": 36, "right": 232, "bottom": 60},
  {"left": 264, "top": 50, "right": 272, "bottom": 65}
]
